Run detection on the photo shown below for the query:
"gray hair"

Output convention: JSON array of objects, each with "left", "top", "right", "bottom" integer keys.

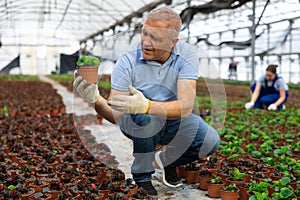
[{"left": 146, "top": 7, "right": 182, "bottom": 38}]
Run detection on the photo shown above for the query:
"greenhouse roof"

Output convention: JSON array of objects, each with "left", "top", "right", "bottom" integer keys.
[{"left": 0, "top": 0, "right": 299, "bottom": 46}]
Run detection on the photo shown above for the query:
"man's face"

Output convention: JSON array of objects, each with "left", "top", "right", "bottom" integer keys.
[
  {"left": 265, "top": 71, "right": 276, "bottom": 81},
  {"left": 141, "top": 19, "right": 178, "bottom": 63}
]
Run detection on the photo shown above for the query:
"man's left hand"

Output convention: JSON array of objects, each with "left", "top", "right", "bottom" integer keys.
[
  {"left": 268, "top": 104, "right": 277, "bottom": 111},
  {"left": 108, "top": 85, "right": 150, "bottom": 114}
]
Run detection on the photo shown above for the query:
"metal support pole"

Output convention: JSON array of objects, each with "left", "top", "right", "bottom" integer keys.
[
  {"left": 267, "top": 24, "right": 270, "bottom": 63},
  {"left": 298, "top": 54, "right": 300, "bottom": 83},
  {"left": 289, "top": 20, "right": 293, "bottom": 83},
  {"left": 232, "top": 30, "right": 236, "bottom": 58},
  {"left": 219, "top": 32, "right": 222, "bottom": 79},
  {"left": 187, "top": 0, "right": 191, "bottom": 43},
  {"left": 250, "top": 0, "right": 256, "bottom": 81},
  {"left": 278, "top": 55, "right": 282, "bottom": 74}
]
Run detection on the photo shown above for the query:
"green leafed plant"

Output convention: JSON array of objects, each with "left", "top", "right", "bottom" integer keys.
[
  {"left": 273, "top": 146, "right": 292, "bottom": 158},
  {"left": 209, "top": 176, "right": 223, "bottom": 184},
  {"left": 272, "top": 177, "right": 291, "bottom": 192},
  {"left": 249, "top": 191, "right": 270, "bottom": 200},
  {"left": 8, "top": 185, "right": 17, "bottom": 191},
  {"left": 245, "top": 143, "right": 257, "bottom": 153},
  {"left": 252, "top": 151, "right": 262, "bottom": 159},
  {"left": 0, "top": 105, "right": 9, "bottom": 117},
  {"left": 76, "top": 55, "right": 100, "bottom": 67},
  {"left": 221, "top": 183, "right": 238, "bottom": 192},
  {"left": 229, "top": 167, "right": 247, "bottom": 181},
  {"left": 272, "top": 187, "right": 296, "bottom": 200},
  {"left": 185, "top": 162, "right": 199, "bottom": 171},
  {"left": 248, "top": 181, "right": 270, "bottom": 195},
  {"left": 264, "top": 157, "right": 276, "bottom": 167}
]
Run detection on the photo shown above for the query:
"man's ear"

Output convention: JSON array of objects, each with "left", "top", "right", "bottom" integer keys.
[{"left": 171, "top": 38, "right": 179, "bottom": 48}]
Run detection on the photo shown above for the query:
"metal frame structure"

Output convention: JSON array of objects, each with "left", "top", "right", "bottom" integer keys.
[{"left": 0, "top": 0, "right": 299, "bottom": 82}]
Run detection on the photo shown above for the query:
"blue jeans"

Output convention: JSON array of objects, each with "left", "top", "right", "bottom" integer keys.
[
  {"left": 251, "top": 83, "right": 289, "bottom": 110},
  {"left": 118, "top": 113, "right": 220, "bottom": 183}
]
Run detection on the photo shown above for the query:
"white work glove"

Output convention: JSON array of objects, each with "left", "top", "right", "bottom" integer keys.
[
  {"left": 245, "top": 102, "right": 254, "bottom": 110},
  {"left": 108, "top": 85, "right": 150, "bottom": 114},
  {"left": 73, "top": 76, "right": 100, "bottom": 103},
  {"left": 268, "top": 104, "right": 277, "bottom": 111}
]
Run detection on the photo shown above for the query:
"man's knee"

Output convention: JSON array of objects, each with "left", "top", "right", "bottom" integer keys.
[
  {"left": 130, "top": 114, "right": 151, "bottom": 127},
  {"left": 186, "top": 116, "right": 220, "bottom": 158},
  {"left": 198, "top": 127, "right": 220, "bottom": 158},
  {"left": 119, "top": 114, "right": 165, "bottom": 139}
]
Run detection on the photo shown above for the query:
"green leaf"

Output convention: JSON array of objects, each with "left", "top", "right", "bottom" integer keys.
[
  {"left": 280, "top": 177, "right": 291, "bottom": 186},
  {"left": 249, "top": 196, "right": 257, "bottom": 200},
  {"left": 280, "top": 187, "right": 294, "bottom": 198},
  {"left": 274, "top": 149, "right": 281, "bottom": 157},
  {"left": 8, "top": 185, "right": 17, "bottom": 191}
]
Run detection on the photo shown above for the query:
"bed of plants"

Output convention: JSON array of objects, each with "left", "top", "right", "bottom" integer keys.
[
  {"left": 0, "top": 80, "right": 66, "bottom": 117},
  {"left": 0, "top": 77, "right": 145, "bottom": 199},
  {"left": 50, "top": 74, "right": 300, "bottom": 199},
  {"left": 2, "top": 74, "right": 298, "bottom": 199},
  {"left": 178, "top": 109, "right": 300, "bottom": 200}
]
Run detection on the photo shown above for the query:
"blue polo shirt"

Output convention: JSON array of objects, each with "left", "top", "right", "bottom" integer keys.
[{"left": 111, "top": 41, "right": 200, "bottom": 102}]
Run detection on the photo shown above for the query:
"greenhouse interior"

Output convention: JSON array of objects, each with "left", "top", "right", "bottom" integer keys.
[{"left": 0, "top": 0, "right": 299, "bottom": 199}]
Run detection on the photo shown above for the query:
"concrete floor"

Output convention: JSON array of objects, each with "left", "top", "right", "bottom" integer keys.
[{"left": 40, "top": 75, "right": 220, "bottom": 200}]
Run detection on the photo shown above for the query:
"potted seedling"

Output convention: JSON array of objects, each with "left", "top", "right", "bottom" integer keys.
[
  {"left": 227, "top": 167, "right": 247, "bottom": 185},
  {"left": 46, "top": 181, "right": 64, "bottom": 199},
  {"left": 176, "top": 165, "right": 186, "bottom": 178},
  {"left": 220, "top": 184, "right": 239, "bottom": 200},
  {"left": 2, "top": 185, "right": 21, "bottom": 199},
  {"left": 130, "top": 187, "right": 149, "bottom": 199},
  {"left": 184, "top": 162, "right": 200, "bottom": 183},
  {"left": 271, "top": 177, "right": 297, "bottom": 199},
  {"left": 239, "top": 182, "right": 251, "bottom": 200},
  {"left": 199, "top": 170, "right": 214, "bottom": 191},
  {"left": 76, "top": 55, "right": 100, "bottom": 84},
  {"left": 248, "top": 181, "right": 270, "bottom": 200},
  {"left": 207, "top": 176, "right": 225, "bottom": 198},
  {"left": 206, "top": 155, "right": 220, "bottom": 175},
  {"left": 17, "top": 184, "right": 35, "bottom": 200}
]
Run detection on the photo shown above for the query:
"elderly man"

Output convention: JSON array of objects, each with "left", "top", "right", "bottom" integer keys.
[{"left": 73, "top": 7, "right": 220, "bottom": 197}]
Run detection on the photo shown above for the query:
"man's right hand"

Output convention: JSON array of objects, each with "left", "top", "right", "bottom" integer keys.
[
  {"left": 73, "top": 76, "right": 100, "bottom": 103},
  {"left": 245, "top": 102, "right": 254, "bottom": 110}
]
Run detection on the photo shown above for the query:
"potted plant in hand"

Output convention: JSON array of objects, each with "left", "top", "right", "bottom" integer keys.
[
  {"left": 207, "top": 176, "right": 225, "bottom": 198},
  {"left": 220, "top": 184, "right": 239, "bottom": 200},
  {"left": 76, "top": 55, "right": 100, "bottom": 84}
]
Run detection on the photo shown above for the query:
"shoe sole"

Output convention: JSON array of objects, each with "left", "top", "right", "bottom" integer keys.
[{"left": 155, "top": 151, "right": 183, "bottom": 188}]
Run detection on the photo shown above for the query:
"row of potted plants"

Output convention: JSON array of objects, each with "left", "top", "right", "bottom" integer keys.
[
  {"left": 0, "top": 81, "right": 66, "bottom": 118},
  {"left": 0, "top": 78, "right": 153, "bottom": 199},
  {"left": 175, "top": 107, "right": 299, "bottom": 200},
  {"left": 177, "top": 158, "right": 299, "bottom": 200}
]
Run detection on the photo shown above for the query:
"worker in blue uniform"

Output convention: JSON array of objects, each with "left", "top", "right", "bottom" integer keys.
[{"left": 245, "top": 64, "right": 289, "bottom": 110}]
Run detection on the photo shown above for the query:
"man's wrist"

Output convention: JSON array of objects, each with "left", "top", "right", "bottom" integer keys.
[
  {"left": 144, "top": 99, "right": 151, "bottom": 114},
  {"left": 95, "top": 95, "right": 105, "bottom": 106}
]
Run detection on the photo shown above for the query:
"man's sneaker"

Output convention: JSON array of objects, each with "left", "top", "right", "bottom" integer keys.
[
  {"left": 282, "top": 104, "right": 286, "bottom": 110},
  {"left": 155, "top": 151, "right": 183, "bottom": 188},
  {"left": 136, "top": 181, "right": 158, "bottom": 197}
]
